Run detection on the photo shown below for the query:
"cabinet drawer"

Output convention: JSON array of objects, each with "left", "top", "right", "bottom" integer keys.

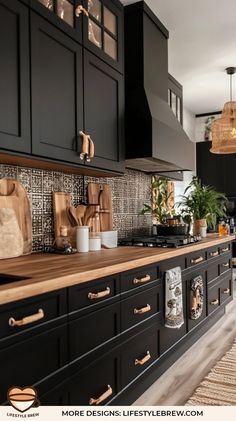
[
  {"left": 69, "top": 302, "right": 120, "bottom": 361},
  {"left": 207, "top": 261, "right": 219, "bottom": 283},
  {"left": 68, "top": 350, "right": 119, "bottom": 405},
  {"left": 219, "top": 257, "right": 231, "bottom": 275},
  {"left": 206, "top": 246, "right": 220, "bottom": 260},
  {"left": 185, "top": 269, "right": 207, "bottom": 332},
  {"left": 186, "top": 251, "right": 205, "bottom": 268},
  {"left": 207, "top": 283, "right": 220, "bottom": 315},
  {"left": 68, "top": 275, "right": 119, "bottom": 313},
  {"left": 0, "top": 324, "right": 67, "bottom": 404},
  {"left": 219, "top": 243, "right": 231, "bottom": 254},
  {"left": 219, "top": 276, "right": 232, "bottom": 305},
  {"left": 121, "top": 323, "right": 159, "bottom": 388},
  {"left": 120, "top": 265, "right": 158, "bottom": 293},
  {"left": 0, "top": 289, "right": 67, "bottom": 341},
  {"left": 121, "top": 284, "right": 162, "bottom": 332}
]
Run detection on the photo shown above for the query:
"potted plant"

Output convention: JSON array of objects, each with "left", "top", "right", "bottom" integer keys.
[
  {"left": 178, "top": 177, "right": 227, "bottom": 236},
  {"left": 141, "top": 176, "right": 174, "bottom": 224}
]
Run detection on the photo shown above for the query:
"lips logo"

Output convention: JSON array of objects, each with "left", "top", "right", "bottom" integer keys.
[{"left": 7, "top": 386, "right": 40, "bottom": 413}]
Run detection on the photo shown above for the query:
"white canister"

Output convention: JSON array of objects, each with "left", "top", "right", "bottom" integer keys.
[
  {"left": 76, "top": 226, "right": 89, "bottom": 252},
  {"left": 89, "top": 237, "right": 101, "bottom": 251},
  {"left": 200, "top": 226, "right": 207, "bottom": 238}
]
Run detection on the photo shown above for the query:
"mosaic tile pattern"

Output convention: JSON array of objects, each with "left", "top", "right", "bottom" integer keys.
[{"left": 0, "top": 164, "right": 152, "bottom": 251}]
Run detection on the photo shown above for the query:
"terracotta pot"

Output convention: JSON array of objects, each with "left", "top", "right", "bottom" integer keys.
[{"left": 193, "top": 219, "right": 207, "bottom": 235}]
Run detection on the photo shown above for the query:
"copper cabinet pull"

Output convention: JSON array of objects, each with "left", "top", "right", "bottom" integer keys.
[
  {"left": 222, "top": 247, "right": 229, "bottom": 252},
  {"left": 75, "top": 5, "right": 89, "bottom": 17},
  {"left": 133, "top": 274, "right": 151, "bottom": 285},
  {"left": 134, "top": 304, "right": 151, "bottom": 315},
  {"left": 223, "top": 288, "right": 230, "bottom": 294},
  {"left": 89, "top": 385, "right": 112, "bottom": 405},
  {"left": 191, "top": 256, "right": 204, "bottom": 264},
  {"left": 79, "top": 131, "right": 89, "bottom": 160},
  {"left": 86, "top": 135, "right": 95, "bottom": 162},
  {"left": 222, "top": 262, "right": 229, "bottom": 268},
  {"left": 210, "top": 251, "right": 219, "bottom": 257},
  {"left": 135, "top": 350, "right": 151, "bottom": 366},
  {"left": 88, "top": 287, "right": 111, "bottom": 300},
  {"left": 9, "top": 309, "right": 44, "bottom": 327},
  {"left": 210, "top": 299, "right": 219, "bottom": 306}
]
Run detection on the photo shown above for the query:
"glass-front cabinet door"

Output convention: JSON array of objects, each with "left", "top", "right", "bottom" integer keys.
[{"left": 82, "top": 0, "right": 123, "bottom": 73}]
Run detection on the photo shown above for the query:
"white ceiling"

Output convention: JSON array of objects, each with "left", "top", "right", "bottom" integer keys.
[{"left": 121, "top": 0, "right": 236, "bottom": 115}]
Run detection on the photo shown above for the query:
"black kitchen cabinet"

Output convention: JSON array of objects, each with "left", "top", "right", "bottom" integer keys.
[
  {"left": 83, "top": 51, "right": 125, "bottom": 173},
  {"left": 0, "top": 0, "right": 31, "bottom": 154},
  {"left": 31, "top": 13, "right": 84, "bottom": 164}
]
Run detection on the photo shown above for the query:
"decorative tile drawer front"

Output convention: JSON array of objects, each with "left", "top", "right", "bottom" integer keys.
[
  {"left": 185, "top": 268, "right": 207, "bottom": 332},
  {"left": 186, "top": 251, "right": 205, "bottom": 268},
  {"left": 68, "top": 275, "right": 120, "bottom": 313},
  {"left": 121, "top": 284, "right": 162, "bottom": 332},
  {"left": 120, "top": 265, "right": 159, "bottom": 293},
  {"left": 69, "top": 301, "right": 120, "bottom": 361},
  {"left": 121, "top": 323, "right": 159, "bottom": 388}
]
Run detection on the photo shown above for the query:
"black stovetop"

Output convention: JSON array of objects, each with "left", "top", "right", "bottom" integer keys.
[{"left": 119, "top": 234, "right": 202, "bottom": 248}]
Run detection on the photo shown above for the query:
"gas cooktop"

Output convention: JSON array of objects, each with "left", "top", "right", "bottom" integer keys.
[{"left": 119, "top": 235, "right": 202, "bottom": 248}]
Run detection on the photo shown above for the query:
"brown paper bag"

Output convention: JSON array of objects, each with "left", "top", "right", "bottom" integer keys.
[{"left": 0, "top": 208, "right": 24, "bottom": 259}]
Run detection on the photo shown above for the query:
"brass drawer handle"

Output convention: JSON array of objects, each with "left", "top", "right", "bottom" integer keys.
[
  {"left": 75, "top": 5, "right": 89, "bottom": 17},
  {"left": 210, "top": 251, "right": 219, "bottom": 257},
  {"left": 210, "top": 299, "right": 219, "bottom": 306},
  {"left": 222, "top": 247, "right": 229, "bottom": 252},
  {"left": 134, "top": 304, "right": 151, "bottom": 315},
  {"left": 9, "top": 309, "right": 44, "bottom": 327},
  {"left": 222, "top": 262, "right": 229, "bottom": 268},
  {"left": 133, "top": 274, "right": 151, "bottom": 285},
  {"left": 191, "top": 256, "right": 204, "bottom": 264},
  {"left": 223, "top": 288, "right": 230, "bottom": 294},
  {"left": 135, "top": 350, "right": 151, "bottom": 366},
  {"left": 88, "top": 287, "right": 111, "bottom": 300},
  {"left": 89, "top": 385, "right": 112, "bottom": 405}
]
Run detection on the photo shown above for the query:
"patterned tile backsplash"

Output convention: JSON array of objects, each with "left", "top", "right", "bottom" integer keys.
[{"left": 0, "top": 164, "right": 152, "bottom": 252}]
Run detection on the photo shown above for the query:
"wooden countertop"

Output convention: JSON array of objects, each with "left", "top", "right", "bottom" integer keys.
[{"left": 0, "top": 234, "right": 233, "bottom": 305}]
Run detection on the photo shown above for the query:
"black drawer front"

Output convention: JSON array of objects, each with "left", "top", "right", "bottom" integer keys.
[
  {"left": 185, "top": 269, "right": 207, "bottom": 332},
  {"left": 206, "top": 246, "right": 220, "bottom": 260},
  {"left": 0, "top": 289, "right": 67, "bottom": 341},
  {"left": 207, "top": 283, "right": 220, "bottom": 315},
  {"left": 121, "top": 323, "right": 159, "bottom": 388},
  {"left": 207, "top": 261, "right": 219, "bottom": 283},
  {"left": 219, "top": 243, "right": 231, "bottom": 254},
  {"left": 121, "top": 284, "right": 162, "bottom": 332},
  {"left": 68, "top": 275, "right": 119, "bottom": 313},
  {"left": 68, "top": 350, "right": 119, "bottom": 405},
  {"left": 219, "top": 256, "right": 231, "bottom": 275},
  {"left": 186, "top": 251, "right": 205, "bottom": 268},
  {"left": 69, "top": 302, "right": 120, "bottom": 361},
  {"left": 120, "top": 265, "right": 158, "bottom": 292},
  {"left": 219, "top": 276, "right": 232, "bottom": 304},
  {"left": 0, "top": 324, "right": 67, "bottom": 404}
]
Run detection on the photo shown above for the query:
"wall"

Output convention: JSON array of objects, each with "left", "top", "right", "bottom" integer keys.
[{"left": 0, "top": 164, "right": 152, "bottom": 252}]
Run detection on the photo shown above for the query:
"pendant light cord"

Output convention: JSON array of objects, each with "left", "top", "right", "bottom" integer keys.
[{"left": 230, "top": 73, "right": 233, "bottom": 102}]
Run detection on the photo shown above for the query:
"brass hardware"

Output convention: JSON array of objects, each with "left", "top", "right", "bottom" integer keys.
[
  {"left": 210, "top": 299, "right": 219, "bottom": 306},
  {"left": 222, "top": 262, "right": 229, "bottom": 268},
  {"left": 9, "top": 309, "right": 44, "bottom": 327},
  {"left": 88, "top": 287, "right": 111, "bottom": 300},
  {"left": 222, "top": 247, "right": 229, "bottom": 252},
  {"left": 133, "top": 274, "right": 151, "bottom": 285},
  {"left": 190, "top": 256, "right": 204, "bottom": 264},
  {"left": 223, "top": 288, "right": 230, "bottom": 294},
  {"left": 86, "top": 135, "right": 95, "bottom": 162},
  {"left": 134, "top": 304, "right": 151, "bottom": 315},
  {"left": 210, "top": 251, "right": 219, "bottom": 257},
  {"left": 135, "top": 350, "right": 151, "bottom": 366},
  {"left": 79, "top": 131, "right": 89, "bottom": 161},
  {"left": 75, "top": 5, "right": 89, "bottom": 17},
  {"left": 89, "top": 385, "right": 112, "bottom": 405}
]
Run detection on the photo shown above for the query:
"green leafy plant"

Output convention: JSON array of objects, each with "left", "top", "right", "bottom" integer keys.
[
  {"left": 141, "top": 176, "right": 174, "bottom": 224},
  {"left": 177, "top": 176, "right": 227, "bottom": 229}
]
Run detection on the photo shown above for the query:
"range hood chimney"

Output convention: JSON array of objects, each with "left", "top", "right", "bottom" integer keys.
[{"left": 124, "top": 1, "right": 195, "bottom": 173}]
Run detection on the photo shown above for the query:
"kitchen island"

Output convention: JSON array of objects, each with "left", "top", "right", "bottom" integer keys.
[{"left": 0, "top": 234, "right": 233, "bottom": 406}]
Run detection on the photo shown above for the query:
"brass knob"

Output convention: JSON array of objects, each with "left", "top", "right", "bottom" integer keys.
[{"left": 75, "top": 5, "right": 89, "bottom": 17}]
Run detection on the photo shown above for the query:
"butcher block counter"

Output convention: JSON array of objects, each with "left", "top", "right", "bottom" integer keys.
[{"left": 0, "top": 234, "right": 234, "bottom": 305}]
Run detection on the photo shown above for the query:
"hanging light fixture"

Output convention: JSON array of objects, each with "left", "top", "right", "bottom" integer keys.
[{"left": 210, "top": 67, "right": 236, "bottom": 154}]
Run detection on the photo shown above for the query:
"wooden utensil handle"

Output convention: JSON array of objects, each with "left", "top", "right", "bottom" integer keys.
[
  {"left": 135, "top": 351, "right": 151, "bottom": 366},
  {"left": 9, "top": 309, "right": 44, "bottom": 327},
  {"left": 88, "top": 287, "right": 111, "bottom": 300},
  {"left": 134, "top": 304, "right": 151, "bottom": 315},
  {"left": 89, "top": 385, "right": 112, "bottom": 405},
  {"left": 133, "top": 274, "right": 151, "bottom": 285}
]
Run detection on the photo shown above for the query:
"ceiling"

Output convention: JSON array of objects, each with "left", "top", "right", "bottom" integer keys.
[{"left": 121, "top": 0, "right": 236, "bottom": 115}]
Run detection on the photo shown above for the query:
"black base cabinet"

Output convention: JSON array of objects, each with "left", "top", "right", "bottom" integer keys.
[{"left": 0, "top": 242, "right": 233, "bottom": 406}]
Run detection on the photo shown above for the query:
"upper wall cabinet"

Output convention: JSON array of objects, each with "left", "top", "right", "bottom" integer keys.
[
  {"left": 30, "top": 0, "right": 124, "bottom": 73},
  {"left": 0, "top": 0, "right": 31, "bottom": 153}
]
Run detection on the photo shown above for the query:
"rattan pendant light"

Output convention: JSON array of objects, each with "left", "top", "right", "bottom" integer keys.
[{"left": 211, "top": 67, "right": 236, "bottom": 154}]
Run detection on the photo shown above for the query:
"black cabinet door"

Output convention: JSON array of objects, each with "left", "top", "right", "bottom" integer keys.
[
  {"left": 31, "top": 13, "right": 84, "bottom": 164},
  {"left": 223, "top": 154, "right": 236, "bottom": 196},
  {"left": 83, "top": 51, "right": 125, "bottom": 173},
  {"left": 196, "top": 142, "right": 225, "bottom": 192},
  {"left": 83, "top": 0, "right": 123, "bottom": 74},
  {"left": 0, "top": 0, "right": 30, "bottom": 153}
]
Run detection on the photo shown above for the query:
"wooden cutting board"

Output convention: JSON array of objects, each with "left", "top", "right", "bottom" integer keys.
[
  {"left": 87, "top": 183, "right": 113, "bottom": 231},
  {"left": 0, "top": 179, "right": 32, "bottom": 255},
  {"left": 53, "top": 192, "right": 77, "bottom": 247}
]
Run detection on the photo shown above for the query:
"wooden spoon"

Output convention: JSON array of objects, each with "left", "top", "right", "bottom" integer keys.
[{"left": 68, "top": 206, "right": 79, "bottom": 226}]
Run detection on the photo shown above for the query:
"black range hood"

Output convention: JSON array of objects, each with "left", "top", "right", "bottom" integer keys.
[{"left": 124, "top": 1, "right": 195, "bottom": 173}]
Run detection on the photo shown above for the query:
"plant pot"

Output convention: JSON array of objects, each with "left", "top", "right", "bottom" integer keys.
[{"left": 193, "top": 219, "right": 207, "bottom": 236}]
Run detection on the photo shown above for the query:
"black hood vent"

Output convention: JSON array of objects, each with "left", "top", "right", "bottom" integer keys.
[{"left": 124, "top": 1, "right": 195, "bottom": 173}]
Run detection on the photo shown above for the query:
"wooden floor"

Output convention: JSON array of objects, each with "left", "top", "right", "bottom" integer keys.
[{"left": 134, "top": 273, "right": 236, "bottom": 406}]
